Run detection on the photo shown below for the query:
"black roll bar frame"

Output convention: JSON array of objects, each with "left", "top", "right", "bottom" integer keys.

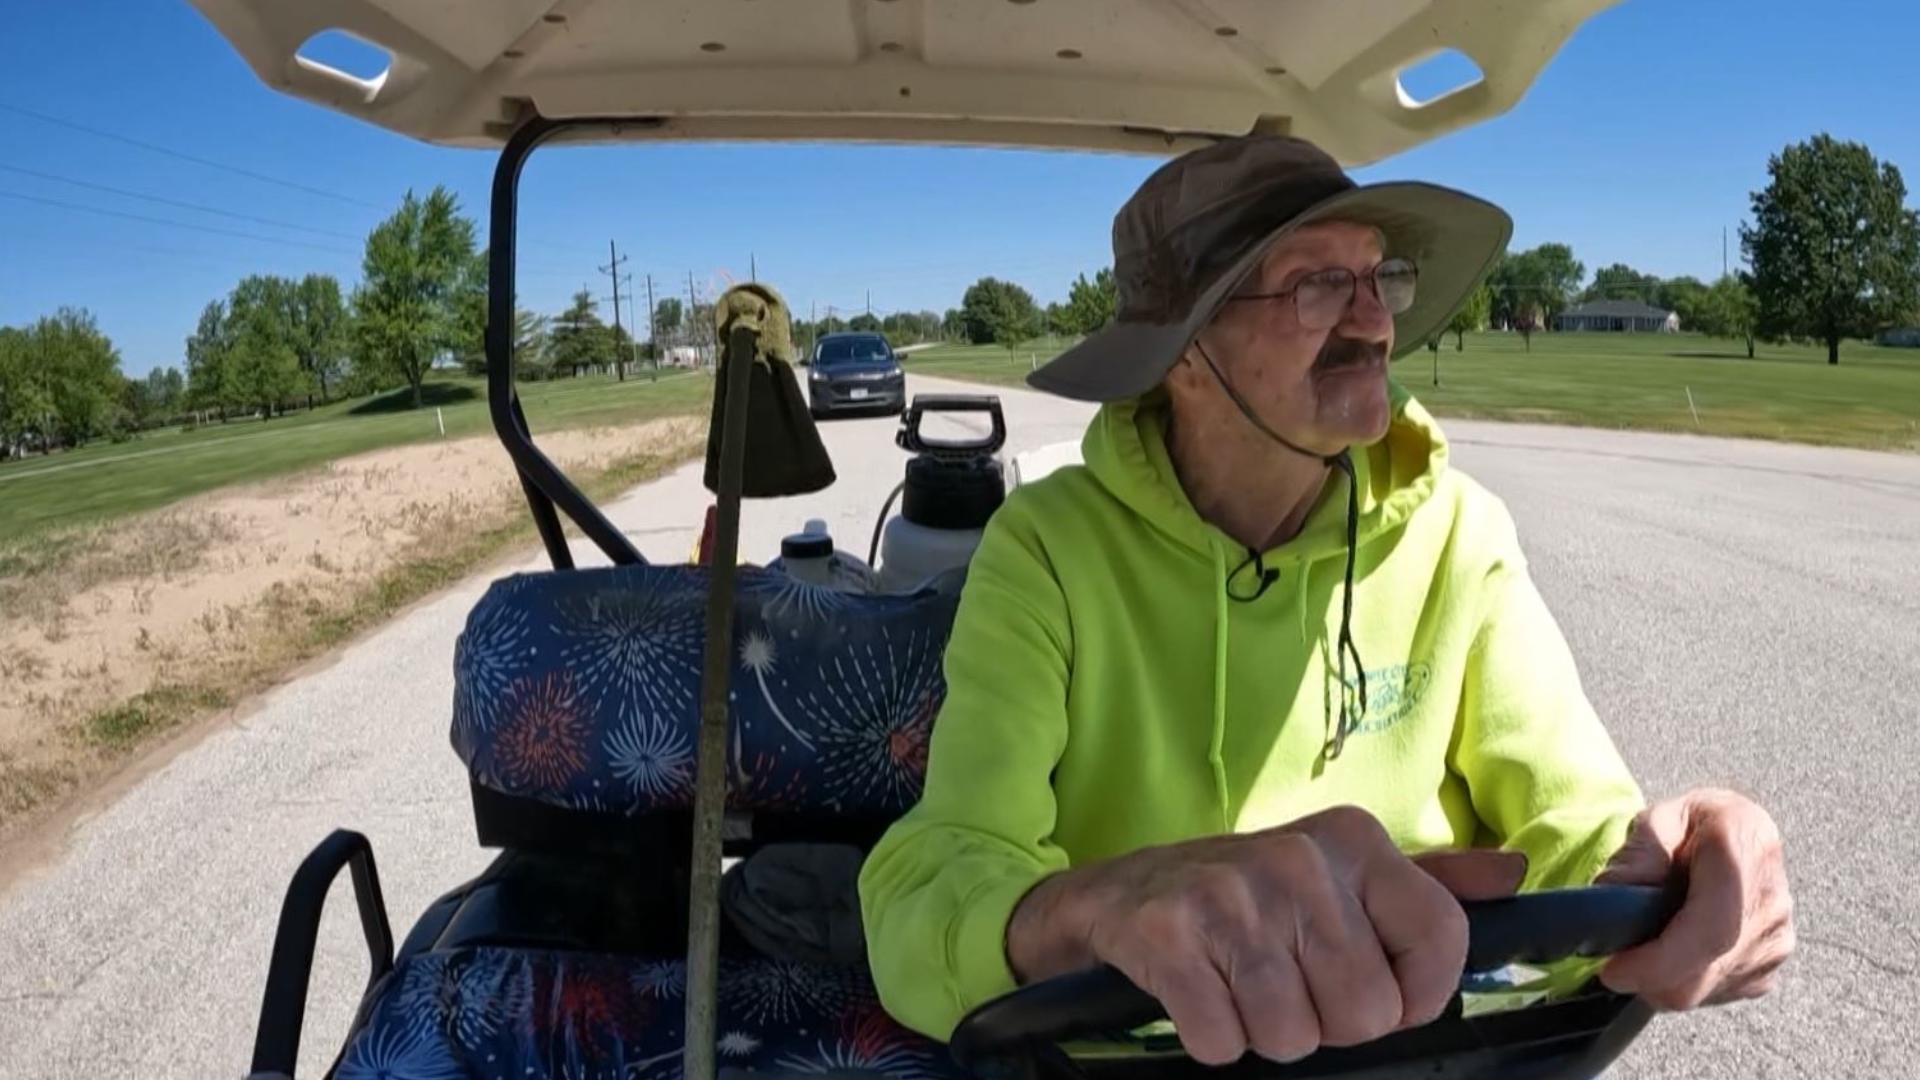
[{"left": 486, "top": 114, "right": 670, "bottom": 570}]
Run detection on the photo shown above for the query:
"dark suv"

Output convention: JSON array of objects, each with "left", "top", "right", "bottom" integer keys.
[{"left": 807, "top": 332, "right": 906, "bottom": 417}]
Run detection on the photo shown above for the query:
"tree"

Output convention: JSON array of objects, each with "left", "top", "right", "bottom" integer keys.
[
  {"left": 549, "top": 289, "right": 613, "bottom": 377},
  {"left": 1042, "top": 302, "right": 1070, "bottom": 337},
  {"left": 226, "top": 275, "right": 305, "bottom": 418},
  {"left": 446, "top": 252, "right": 489, "bottom": 377},
  {"left": 512, "top": 308, "right": 550, "bottom": 380},
  {"left": 652, "top": 297, "right": 684, "bottom": 345},
  {"left": 689, "top": 301, "right": 717, "bottom": 360},
  {"left": 941, "top": 308, "right": 965, "bottom": 341},
  {"left": 880, "top": 310, "right": 936, "bottom": 344},
  {"left": 609, "top": 322, "right": 637, "bottom": 373},
  {"left": 1743, "top": 134, "right": 1920, "bottom": 365},
  {"left": 1717, "top": 274, "right": 1760, "bottom": 359},
  {"left": 130, "top": 366, "right": 186, "bottom": 428},
  {"left": 0, "top": 326, "right": 51, "bottom": 456},
  {"left": 1445, "top": 284, "right": 1493, "bottom": 350},
  {"left": 960, "top": 277, "right": 1040, "bottom": 347},
  {"left": 351, "top": 186, "right": 479, "bottom": 406},
  {"left": 890, "top": 310, "right": 944, "bottom": 344},
  {"left": 1657, "top": 276, "right": 1710, "bottom": 329},
  {"left": 185, "top": 300, "right": 234, "bottom": 419},
  {"left": 11, "top": 308, "right": 125, "bottom": 448},
  {"left": 1689, "top": 274, "right": 1760, "bottom": 358},
  {"left": 848, "top": 312, "right": 882, "bottom": 333},
  {"left": 1491, "top": 244, "right": 1584, "bottom": 328},
  {"left": 1583, "top": 263, "right": 1658, "bottom": 302},
  {"left": 289, "top": 274, "right": 349, "bottom": 401},
  {"left": 1062, "top": 268, "right": 1118, "bottom": 336}
]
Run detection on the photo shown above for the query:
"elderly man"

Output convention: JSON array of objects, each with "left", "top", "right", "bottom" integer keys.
[{"left": 857, "top": 136, "right": 1793, "bottom": 1065}]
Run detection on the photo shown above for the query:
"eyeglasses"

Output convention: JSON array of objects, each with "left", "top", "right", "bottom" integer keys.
[{"left": 1226, "top": 257, "right": 1419, "bottom": 330}]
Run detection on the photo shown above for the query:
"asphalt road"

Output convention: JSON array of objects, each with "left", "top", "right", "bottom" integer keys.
[{"left": 0, "top": 374, "right": 1914, "bottom": 1078}]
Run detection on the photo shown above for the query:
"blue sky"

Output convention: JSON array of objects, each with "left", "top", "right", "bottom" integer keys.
[{"left": 2, "top": 0, "right": 1916, "bottom": 376}]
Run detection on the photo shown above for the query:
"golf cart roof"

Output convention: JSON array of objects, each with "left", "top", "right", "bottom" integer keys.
[{"left": 190, "top": 0, "right": 1618, "bottom": 162}]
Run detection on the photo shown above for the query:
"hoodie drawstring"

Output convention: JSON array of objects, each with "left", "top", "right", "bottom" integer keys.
[
  {"left": 1327, "top": 451, "right": 1366, "bottom": 761},
  {"left": 1197, "top": 339, "right": 1368, "bottom": 761},
  {"left": 1227, "top": 546, "right": 1280, "bottom": 600},
  {"left": 1209, "top": 544, "right": 1234, "bottom": 831}
]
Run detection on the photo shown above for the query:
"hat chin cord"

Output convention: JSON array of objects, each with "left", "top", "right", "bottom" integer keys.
[{"left": 1192, "top": 338, "right": 1368, "bottom": 761}]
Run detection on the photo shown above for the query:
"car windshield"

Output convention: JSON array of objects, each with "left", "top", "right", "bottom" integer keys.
[{"left": 816, "top": 337, "right": 891, "bottom": 365}]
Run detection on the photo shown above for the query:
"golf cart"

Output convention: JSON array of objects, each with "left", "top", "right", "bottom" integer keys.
[{"left": 190, "top": 2, "right": 1676, "bottom": 1078}]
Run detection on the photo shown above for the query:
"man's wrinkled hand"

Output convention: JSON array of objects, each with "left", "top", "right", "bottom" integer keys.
[
  {"left": 1596, "top": 789, "right": 1793, "bottom": 1009},
  {"left": 1006, "top": 806, "right": 1526, "bottom": 1065}
]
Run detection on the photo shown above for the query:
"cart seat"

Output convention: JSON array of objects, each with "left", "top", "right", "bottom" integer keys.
[
  {"left": 451, "top": 564, "right": 960, "bottom": 849},
  {"left": 335, "top": 946, "right": 965, "bottom": 1080}
]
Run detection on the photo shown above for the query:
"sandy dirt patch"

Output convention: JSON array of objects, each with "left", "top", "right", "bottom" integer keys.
[{"left": 0, "top": 418, "right": 703, "bottom": 835}]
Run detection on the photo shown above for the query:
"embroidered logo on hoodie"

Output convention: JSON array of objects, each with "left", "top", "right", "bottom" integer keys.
[{"left": 1348, "top": 661, "right": 1433, "bottom": 735}]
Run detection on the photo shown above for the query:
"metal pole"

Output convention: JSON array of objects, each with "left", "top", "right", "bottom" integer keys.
[
  {"left": 689, "top": 271, "right": 702, "bottom": 368},
  {"left": 684, "top": 323, "right": 756, "bottom": 1080},
  {"left": 644, "top": 273, "right": 657, "bottom": 379},
  {"left": 601, "top": 240, "right": 630, "bottom": 381}
]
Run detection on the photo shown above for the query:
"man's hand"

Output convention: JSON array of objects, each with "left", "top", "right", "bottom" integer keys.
[
  {"left": 1005, "top": 806, "right": 1526, "bottom": 1065},
  {"left": 1596, "top": 789, "right": 1794, "bottom": 1009}
]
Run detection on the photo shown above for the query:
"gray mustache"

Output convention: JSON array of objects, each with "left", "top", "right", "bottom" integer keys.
[{"left": 1314, "top": 336, "right": 1388, "bottom": 371}]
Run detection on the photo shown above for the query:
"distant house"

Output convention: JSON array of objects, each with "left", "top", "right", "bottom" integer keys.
[
  {"left": 660, "top": 344, "right": 708, "bottom": 368},
  {"left": 1554, "top": 299, "right": 1680, "bottom": 333}
]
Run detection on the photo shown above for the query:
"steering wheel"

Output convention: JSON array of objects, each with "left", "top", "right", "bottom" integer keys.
[{"left": 948, "top": 885, "right": 1676, "bottom": 1080}]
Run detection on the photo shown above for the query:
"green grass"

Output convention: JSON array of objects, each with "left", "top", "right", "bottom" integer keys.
[
  {"left": 906, "top": 333, "right": 1920, "bottom": 451},
  {"left": 81, "top": 685, "right": 229, "bottom": 750},
  {"left": 0, "top": 367, "right": 710, "bottom": 543}
]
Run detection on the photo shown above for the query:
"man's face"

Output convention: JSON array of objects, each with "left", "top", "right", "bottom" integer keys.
[{"left": 1171, "top": 220, "right": 1399, "bottom": 456}]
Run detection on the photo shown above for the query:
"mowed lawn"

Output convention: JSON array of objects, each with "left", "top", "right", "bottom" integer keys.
[
  {"left": 0, "top": 368, "right": 710, "bottom": 543},
  {"left": 906, "top": 332, "right": 1920, "bottom": 452}
]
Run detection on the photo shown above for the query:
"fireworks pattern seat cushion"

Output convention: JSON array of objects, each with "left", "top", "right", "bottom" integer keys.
[
  {"left": 335, "top": 948, "right": 967, "bottom": 1080},
  {"left": 451, "top": 564, "right": 959, "bottom": 819}
]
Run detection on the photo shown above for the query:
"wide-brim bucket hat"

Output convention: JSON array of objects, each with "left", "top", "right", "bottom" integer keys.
[{"left": 1029, "top": 135, "right": 1512, "bottom": 402}]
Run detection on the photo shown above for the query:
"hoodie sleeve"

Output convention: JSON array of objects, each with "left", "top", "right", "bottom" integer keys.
[
  {"left": 1449, "top": 499, "right": 1646, "bottom": 892},
  {"left": 858, "top": 495, "right": 1074, "bottom": 1041}
]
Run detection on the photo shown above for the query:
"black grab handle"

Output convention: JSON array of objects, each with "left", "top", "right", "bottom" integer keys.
[
  {"left": 247, "top": 830, "right": 395, "bottom": 1079},
  {"left": 949, "top": 885, "right": 1673, "bottom": 1069},
  {"left": 896, "top": 394, "right": 1007, "bottom": 456}
]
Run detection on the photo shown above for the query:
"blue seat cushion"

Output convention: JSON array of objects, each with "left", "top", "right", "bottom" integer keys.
[
  {"left": 334, "top": 948, "right": 966, "bottom": 1080},
  {"left": 452, "top": 565, "right": 959, "bottom": 819}
]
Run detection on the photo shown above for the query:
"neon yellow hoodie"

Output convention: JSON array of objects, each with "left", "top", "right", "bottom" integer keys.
[{"left": 858, "top": 383, "right": 1645, "bottom": 1041}]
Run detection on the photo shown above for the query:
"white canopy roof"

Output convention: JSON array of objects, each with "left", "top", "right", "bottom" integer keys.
[{"left": 190, "top": 0, "right": 1616, "bottom": 161}]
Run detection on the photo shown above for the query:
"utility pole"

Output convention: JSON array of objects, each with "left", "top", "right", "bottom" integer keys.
[
  {"left": 644, "top": 272, "right": 657, "bottom": 378},
  {"left": 600, "top": 240, "right": 631, "bottom": 381},
  {"left": 1722, "top": 226, "right": 1728, "bottom": 278},
  {"left": 866, "top": 289, "right": 872, "bottom": 318},
  {"left": 750, "top": 252, "right": 757, "bottom": 281},
  {"left": 688, "top": 270, "right": 703, "bottom": 368}
]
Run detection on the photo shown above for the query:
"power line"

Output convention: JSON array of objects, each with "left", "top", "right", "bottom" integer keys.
[
  {"left": 0, "top": 100, "right": 382, "bottom": 209},
  {"left": 0, "top": 162, "right": 363, "bottom": 241},
  {"left": 0, "top": 189, "right": 358, "bottom": 256}
]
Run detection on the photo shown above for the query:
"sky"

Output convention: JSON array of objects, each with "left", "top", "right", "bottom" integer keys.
[{"left": 2, "top": 0, "right": 1917, "bottom": 376}]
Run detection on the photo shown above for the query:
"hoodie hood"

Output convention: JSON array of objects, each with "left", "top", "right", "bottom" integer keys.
[{"left": 1080, "top": 379, "right": 1449, "bottom": 567}]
